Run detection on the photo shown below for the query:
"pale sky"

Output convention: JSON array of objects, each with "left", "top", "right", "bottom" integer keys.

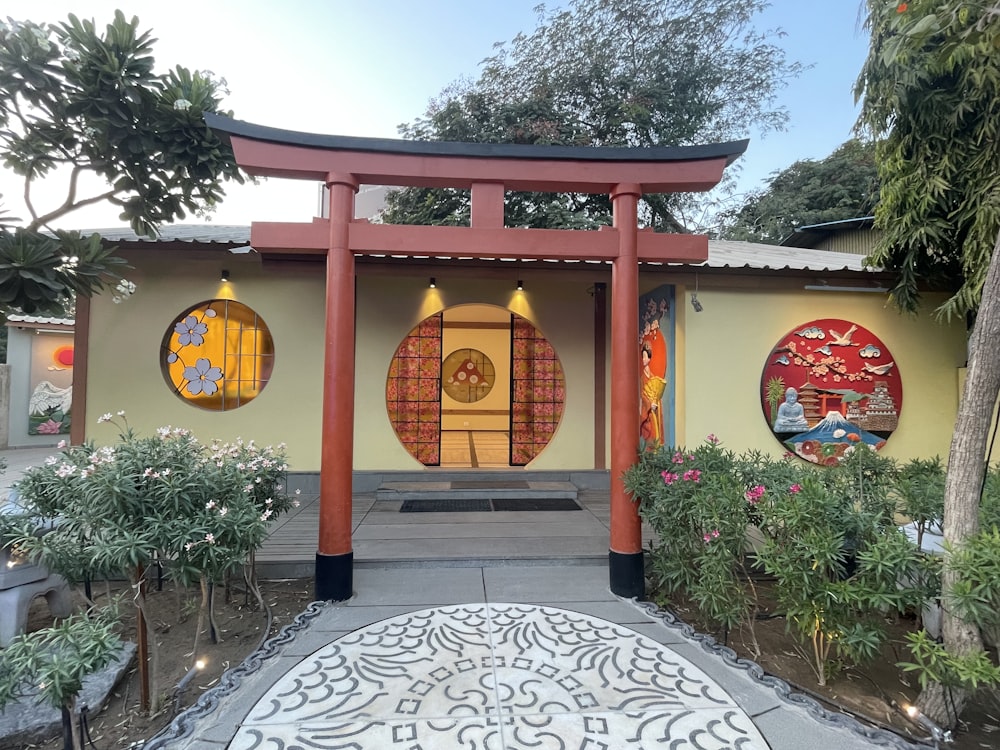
[{"left": 1, "top": 1, "right": 871, "bottom": 230}]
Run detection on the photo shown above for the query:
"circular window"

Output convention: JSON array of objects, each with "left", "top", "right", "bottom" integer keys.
[
  {"left": 161, "top": 300, "right": 274, "bottom": 411},
  {"left": 442, "top": 348, "right": 495, "bottom": 403},
  {"left": 760, "top": 318, "right": 902, "bottom": 465}
]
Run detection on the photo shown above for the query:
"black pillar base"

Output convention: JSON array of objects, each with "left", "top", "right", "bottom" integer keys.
[
  {"left": 609, "top": 550, "right": 645, "bottom": 599},
  {"left": 316, "top": 551, "right": 353, "bottom": 601}
]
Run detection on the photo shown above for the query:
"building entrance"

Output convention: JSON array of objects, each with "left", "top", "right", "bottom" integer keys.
[{"left": 386, "top": 304, "right": 565, "bottom": 467}]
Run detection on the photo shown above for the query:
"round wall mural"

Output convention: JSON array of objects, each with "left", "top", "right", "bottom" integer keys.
[
  {"left": 442, "top": 348, "right": 495, "bottom": 403},
  {"left": 760, "top": 319, "right": 902, "bottom": 465}
]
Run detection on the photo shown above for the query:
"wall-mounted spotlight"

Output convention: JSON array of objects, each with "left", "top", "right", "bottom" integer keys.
[
  {"left": 220, "top": 269, "right": 230, "bottom": 282},
  {"left": 691, "top": 273, "right": 703, "bottom": 312},
  {"left": 429, "top": 277, "right": 436, "bottom": 289},
  {"left": 516, "top": 279, "right": 524, "bottom": 291}
]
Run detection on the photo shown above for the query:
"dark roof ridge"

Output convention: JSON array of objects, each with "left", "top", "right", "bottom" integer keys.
[{"left": 205, "top": 113, "right": 749, "bottom": 166}]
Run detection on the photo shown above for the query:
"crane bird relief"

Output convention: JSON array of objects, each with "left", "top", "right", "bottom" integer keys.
[{"left": 760, "top": 319, "right": 902, "bottom": 466}]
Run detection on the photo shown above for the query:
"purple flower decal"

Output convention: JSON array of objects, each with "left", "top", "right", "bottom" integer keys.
[
  {"left": 183, "top": 358, "right": 223, "bottom": 396},
  {"left": 175, "top": 315, "right": 209, "bottom": 346}
]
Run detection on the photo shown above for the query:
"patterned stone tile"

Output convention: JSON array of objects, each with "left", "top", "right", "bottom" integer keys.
[
  {"left": 487, "top": 604, "right": 735, "bottom": 714},
  {"left": 230, "top": 715, "right": 508, "bottom": 749},
  {"left": 245, "top": 605, "right": 496, "bottom": 725},
  {"left": 236, "top": 603, "right": 769, "bottom": 749},
  {"left": 502, "top": 709, "right": 768, "bottom": 749}
]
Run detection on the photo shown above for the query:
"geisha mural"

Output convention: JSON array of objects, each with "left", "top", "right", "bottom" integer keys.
[
  {"left": 639, "top": 286, "right": 673, "bottom": 450},
  {"left": 760, "top": 319, "right": 903, "bottom": 465}
]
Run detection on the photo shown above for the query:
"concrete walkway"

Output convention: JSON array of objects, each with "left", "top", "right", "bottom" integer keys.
[{"left": 146, "top": 564, "right": 918, "bottom": 750}]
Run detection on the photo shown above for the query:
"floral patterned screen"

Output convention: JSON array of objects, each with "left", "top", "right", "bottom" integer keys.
[
  {"left": 510, "top": 316, "right": 565, "bottom": 465},
  {"left": 161, "top": 300, "right": 274, "bottom": 411},
  {"left": 386, "top": 314, "right": 443, "bottom": 465}
]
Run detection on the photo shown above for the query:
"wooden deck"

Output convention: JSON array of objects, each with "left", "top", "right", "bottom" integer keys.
[{"left": 257, "top": 490, "right": 657, "bottom": 579}]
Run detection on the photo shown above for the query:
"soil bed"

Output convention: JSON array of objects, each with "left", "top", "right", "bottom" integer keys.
[
  {"left": 658, "top": 582, "right": 1000, "bottom": 749},
  {"left": 21, "top": 577, "right": 314, "bottom": 750}
]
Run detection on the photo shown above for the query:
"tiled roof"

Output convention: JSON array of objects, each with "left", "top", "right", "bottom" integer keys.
[
  {"left": 78, "top": 225, "right": 873, "bottom": 273},
  {"left": 6, "top": 314, "right": 74, "bottom": 326},
  {"left": 692, "top": 240, "right": 871, "bottom": 272},
  {"left": 80, "top": 225, "right": 251, "bottom": 245}
]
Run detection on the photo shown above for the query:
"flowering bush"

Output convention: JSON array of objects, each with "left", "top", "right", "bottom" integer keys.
[
  {"left": 625, "top": 435, "right": 935, "bottom": 684},
  {"left": 3, "top": 413, "right": 296, "bottom": 713}
]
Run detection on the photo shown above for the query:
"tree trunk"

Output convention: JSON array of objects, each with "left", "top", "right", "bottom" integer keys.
[
  {"left": 61, "top": 696, "right": 81, "bottom": 750},
  {"left": 918, "top": 230, "right": 1000, "bottom": 728}
]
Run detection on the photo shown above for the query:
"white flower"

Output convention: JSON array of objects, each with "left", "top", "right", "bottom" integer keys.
[
  {"left": 162, "top": 468, "right": 172, "bottom": 476},
  {"left": 116, "top": 410, "right": 126, "bottom": 416},
  {"left": 55, "top": 464, "right": 76, "bottom": 478},
  {"left": 97, "top": 413, "right": 113, "bottom": 424},
  {"left": 292, "top": 500, "right": 300, "bottom": 508},
  {"left": 57, "top": 440, "right": 67, "bottom": 449},
  {"left": 185, "top": 542, "right": 194, "bottom": 551},
  {"left": 295, "top": 489, "right": 302, "bottom": 496},
  {"left": 205, "top": 533, "right": 215, "bottom": 544},
  {"left": 173, "top": 98, "right": 192, "bottom": 111},
  {"left": 261, "top": 509, "right": 273, "bottom": 521},
  {"left": 219, "top": 507, "right": 228, "bottom": 517},
  {"left": 45, "top": 456, "right": 58, "bottom": 466},
  {"left": 265, "top": 498, "right": 273, "bottom": 505},
  {"left": 206, "top": 500, "right": 216, "bottom": 510}
]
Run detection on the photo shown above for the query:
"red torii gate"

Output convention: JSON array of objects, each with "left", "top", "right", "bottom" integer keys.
[{"left": 205, "top": 113, "right": 747, "bottom": 600}]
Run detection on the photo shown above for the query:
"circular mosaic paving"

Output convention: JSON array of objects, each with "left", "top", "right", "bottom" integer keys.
[{"left": 229, "top": 604, "right": 769, "bottom": 749}]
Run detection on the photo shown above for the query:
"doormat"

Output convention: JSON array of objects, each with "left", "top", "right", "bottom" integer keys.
[
  {"left": 400, "top": 499, "right": 492, "bottom": 513},
  {"left": 492, "top": 498, "right": 581, "bottom": 512},
  {"left": 399, "top": 498, "right": 581, "bottom": 513},
  {"left": 450, "top": 480, "right": 531, "bottom": 490}
]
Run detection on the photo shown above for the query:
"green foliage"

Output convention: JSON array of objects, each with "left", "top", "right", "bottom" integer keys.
[
  {"left": 0, "top": 606, "right": 121, "bottom": 712},
  {"left": 628, "top": 438, "right": 935, "bottom": 687},
  {"left": 0, "top": 228, "right": 128, "bottom": 315},
  {"left": 382, "top": 0, "right": 803, "bottom": 232},
  {"left": 0, "top": 12, "right": 243, "bottom": 314},
  {"left": 979, "top": 463, "right": 1000, "bottom": 530},
  {"left": 8, "top": 415, "right": 295, "bottom": 586},
  {"left": 893, "top": 457, "right": 945, "bottom": 549},
  {"left": 718, "top": 139, "right": 879, "bottom": 243},
  {"left": 856, "top": 2, "right": 1000, "bottom": 318},
  {"left": 901, "top": 629, "right": 1000, "bottom": 691}
]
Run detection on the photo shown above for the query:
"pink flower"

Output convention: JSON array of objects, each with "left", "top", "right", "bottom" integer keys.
[
  {"left": 789, "top": 484, "right": 803, "bottom": 494},
  {"left": 661, "top": 471, "right": 679, "bottom": 485},
  {"left": 672, "top": 452, "right": 685, "bottom": 464},
  {"left": 712, "top": 529, "right": 720, "bottom": 538},
  {"left": 703, "top": 529, "right": 720, "bottom": 543},
  {"left": 36, "top": 419, "right": 63, "bottom": 434},
  {"left": 683, "top": 469, "right": 701, "bottom": 482},
  {"left": 744, "top": 485, "right": 766, "bottom": 504},
  {"left": 703, "top": 533, "right": 712, "bottom": 543},
  {"left": 706, "top": 434, "right": 719, "bottom": 444}
]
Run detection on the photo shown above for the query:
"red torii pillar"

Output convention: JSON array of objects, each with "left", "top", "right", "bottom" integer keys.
[{"left": 204, "top": 113, "right": 747, "bottom": 601}]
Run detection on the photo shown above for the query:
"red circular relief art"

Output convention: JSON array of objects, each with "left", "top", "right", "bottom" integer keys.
[{"left": 760, "top": 319, "right": 902, "bottom": 465}]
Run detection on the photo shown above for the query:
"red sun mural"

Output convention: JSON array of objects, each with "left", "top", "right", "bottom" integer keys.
[{"left": 760, "top": 319, "right": 902, "bottom": 465}]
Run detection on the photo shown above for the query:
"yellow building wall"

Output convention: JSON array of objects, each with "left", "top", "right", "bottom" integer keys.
[
  {"left": 86, "top": 251, "right": 968, "bottom": 474},
  {"left": 86, "top": 251, "right": 326, "bottom": 472},
  {"left": 675, "top": 285, "right": 966, "bottom": 461}
]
